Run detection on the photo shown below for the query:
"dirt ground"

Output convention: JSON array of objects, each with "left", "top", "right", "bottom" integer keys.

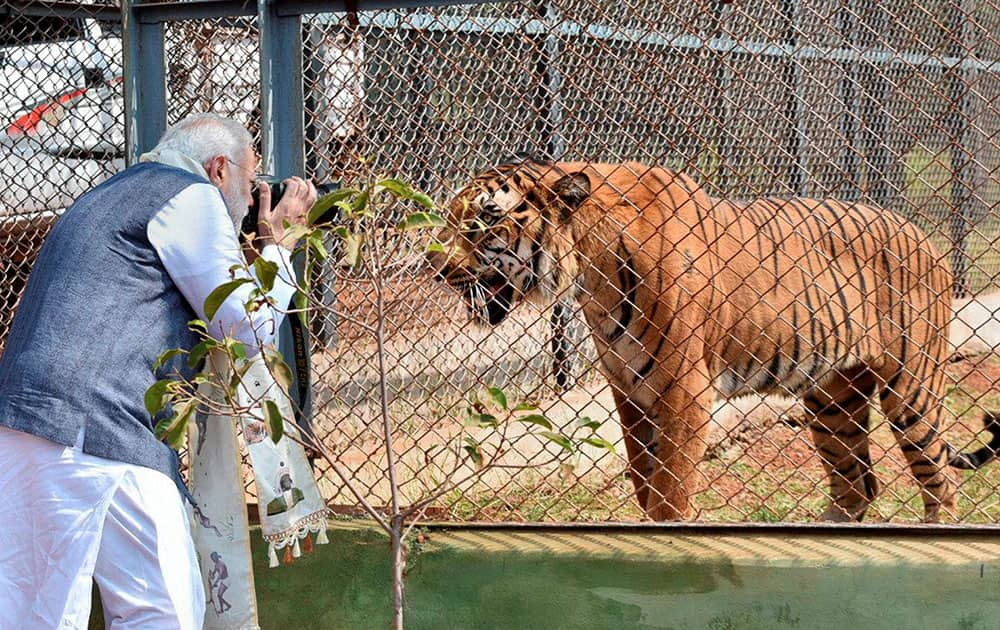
[{"left": 310, "top": 353, "right": 1000, "bottom": 524}]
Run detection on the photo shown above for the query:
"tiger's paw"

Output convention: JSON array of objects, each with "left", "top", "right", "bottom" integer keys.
[{"left": 819, "top": 502, "right": 870, "bottom": 523}]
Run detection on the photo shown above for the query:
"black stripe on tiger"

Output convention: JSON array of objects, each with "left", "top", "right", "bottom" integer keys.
[
  {"left": 635, "top": 290, "right": 683, "bottom": 380},
  {"left": 949, "top": 413, "right": 1000, "bottom": 470},
  {"left": 610, "top": 236, "right": 638, "bottom": 342}
]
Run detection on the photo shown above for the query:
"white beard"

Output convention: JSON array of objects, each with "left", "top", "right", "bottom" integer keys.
[{"left": 220, "top": 179, "right": 250, "bottom": 233}]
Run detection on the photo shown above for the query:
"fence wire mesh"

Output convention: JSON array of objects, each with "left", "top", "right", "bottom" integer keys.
[{"left": 3, "top": 0, "right": 1000, "bottom": 524}]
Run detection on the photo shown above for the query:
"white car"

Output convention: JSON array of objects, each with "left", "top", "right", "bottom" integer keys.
[
  {"left": 1, "top": 13, "right": 124, "bottom": 221},
  {"left": 1, "top": 11, "right": 367, "bottom": 227}
]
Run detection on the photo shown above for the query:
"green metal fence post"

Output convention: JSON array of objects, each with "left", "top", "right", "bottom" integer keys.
[
  {"left": 258, "top": 0, "right": 305, "bottom": 178},
  {"left": 123, "top": 0, "right": 167, "bottom": 165}
]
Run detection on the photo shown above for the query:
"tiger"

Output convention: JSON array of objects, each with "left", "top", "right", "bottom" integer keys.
[{"left": 428, "top": 156, "right": 1000, "bottom": 522}]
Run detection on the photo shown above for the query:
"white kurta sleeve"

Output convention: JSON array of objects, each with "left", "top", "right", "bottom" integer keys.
[{"left": 146, "top": 183, "right": 298, "bottom": 353}]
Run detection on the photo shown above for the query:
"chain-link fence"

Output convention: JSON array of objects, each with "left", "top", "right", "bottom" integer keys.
[{"left": 3, "top": 0, "right": 1000, "bottom": 524}]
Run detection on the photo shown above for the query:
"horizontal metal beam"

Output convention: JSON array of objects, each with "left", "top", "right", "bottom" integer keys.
[
  {"left": 424, "top": 520, "right": 1000, "bottom": 538},
  {"left": 132, "top": 0, "right": 515, "bottom": 24},
  {"left": 337, "top": 12, "right": 1000, "bottom": 76},
  {"left": 273, "top": 0, "right": 513, "bottom": 16},
  {"left": 134, "top": 0, "right": 256, "bottom": 23},
  {"left": 0, "top": 0, "right": 119, "bottom": 20}
]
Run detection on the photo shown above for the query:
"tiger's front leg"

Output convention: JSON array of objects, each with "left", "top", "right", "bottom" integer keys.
[
  {"left": 647, "top": 373, "right": 714, "bottom": 520},
  {"left": 610, "top": 386, "right": 655, "bottom": 511},
  {"left": 614, "top": 367, "right": 714, "bottom": 521}
]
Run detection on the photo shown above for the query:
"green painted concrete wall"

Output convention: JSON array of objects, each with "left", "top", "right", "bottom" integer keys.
[{"left": 91, "top": 521, "right": 1000, "bottom": 629}]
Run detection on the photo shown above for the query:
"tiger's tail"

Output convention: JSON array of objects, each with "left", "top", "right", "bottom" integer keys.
[{"left": 948, "top": 413, "right": 1000, "bottom": 470}]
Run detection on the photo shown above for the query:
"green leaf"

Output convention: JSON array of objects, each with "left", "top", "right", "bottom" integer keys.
[
  {"left": 343, "top": 233, "right": 363, "bottom": 268},
  {"left": 162, "top": 423, "right": 187, "bottom": 450},
  {"left": 461, "top": 217, "right": 489, "bottom": 235},
  {"left": 293, "top": 289, "right": 309, "bottom": 329},
  {"left": 350, "top": 190, "right": 370, "bottom": 215},
  {"left": 187, "top": 339, "right": 217, "bottom": 369},
  {"left": 228, "top": 361, "right": 255, "bottom": 396},
  {"left": 263, "top": 399, "right": 284, "bottom": 443},
  {"left": 576, "top": 416, "right": 601, "bottom": 432},
  {"left": 253, "top": 257, "right": 279, "bottom": 292},
  {"left": 308, "top": 188, "right": 354, "bottom": 225},
  {"left": 462, "top": 436, "right": 483, "bottom": 468},
  {"left": 188, "top": 319, "right": 208, "bottom": 332},
  {"left": 581, "top": 436, "right": 617, "bottom": 454},
  {"left": 153, "top": 415, "right": 172, "bottom": 436},
  {"left": 264, "top": 348, "right": 294, "bottom": 394},
  {"left": 144, "top": 379, "right": 173, "bottom": 417},
  {"left": 512, "top": 401, "right": 539, "bottom": 412},
  {"left": 152, "top": 348, "right": 186, "bottom": 374},
  {"left": 307, "top": 232, "right": 328, "bottom": 261},
  {"left": 191, "top": 373, "right": 209, "bottom": 385},
  {"left": 228, "top": 340, "right": 247, "bottom": 362},
  {"left": 377, "top": 178, "right": 435, "bottom": 208},
  {"left": 464, "top": 412, "right": 498, "bottom": 429},
  {"left": 426, "top": 241, "right": 446, "bottom": 255},
  {"left": 396, "top": 211, "right": 446, "bottom": 232},
  {"left": 409, "top": 190, "right": 435, "bottom": 209},
  {"left": 334, "top": 200, "right": 354, "bottom": 218},
  {"left": 540, "top": 431, "right": 574, "bottom": 453},
  {"left": 154, "top": 398, "right": 196, "bottom": 450},
  {"left": 486, "top": 387, "right": 507, "bottom": 410},
  {"left": 170, "top": 401, "right": 198, "bottom": 448},
  {"left": 515, "top": 414, "right": 553, "bottom": 430},
  {"left": 204, "top": 278, "right": 254, "bottom": 321},
  {"left": 375, "top": 178, "right": 412, "bottom": 198},
  {"left": 280, "top": 223, "right": 313, "bottom": 246}
]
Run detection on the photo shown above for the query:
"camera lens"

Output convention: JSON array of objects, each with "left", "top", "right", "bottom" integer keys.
[{"left": 240, "top": 178, "right": 342, "bottom": 237}]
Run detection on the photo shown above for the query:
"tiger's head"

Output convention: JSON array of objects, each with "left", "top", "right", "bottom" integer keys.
[{"left": 429, "top": 157, "right": 591, "bottom": 325}]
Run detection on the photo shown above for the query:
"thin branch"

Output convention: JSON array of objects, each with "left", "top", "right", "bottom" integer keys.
[{"left": 371, "top": 232, "right": 403, "bottom": 521}]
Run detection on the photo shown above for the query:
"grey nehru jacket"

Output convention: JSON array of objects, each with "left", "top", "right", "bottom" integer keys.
[{"left": 0, "top": 162, "right": 207, "bottom": 496}]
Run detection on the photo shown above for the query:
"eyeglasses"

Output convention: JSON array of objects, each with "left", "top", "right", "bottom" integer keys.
[{"left": 225, "top": 157, "right": 264, "bottom": 182}]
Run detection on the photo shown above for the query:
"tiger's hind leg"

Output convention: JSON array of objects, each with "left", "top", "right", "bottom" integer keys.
[
  {"left": 804, "top": 367, "right": 879, "bottom": 522},
  {"left": 876, "top": 364, "right": 957, "bottom": 523}
]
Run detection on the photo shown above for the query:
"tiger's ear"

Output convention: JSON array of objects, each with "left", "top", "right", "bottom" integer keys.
[{"left": 552, "top": 172, "right": 590, "bottom": 222}]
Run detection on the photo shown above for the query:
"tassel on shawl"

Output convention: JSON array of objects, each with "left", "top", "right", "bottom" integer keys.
[
  {"left": 268, "top": 542, "right": 279, "bottom": 569},
  {"left": 316, "top": 527, "right": 329, "bottom": 545}
]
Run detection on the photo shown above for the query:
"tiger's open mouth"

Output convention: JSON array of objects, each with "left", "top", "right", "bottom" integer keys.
[
  {"left": 457, "top": 273, "right": 516, "bottom": 326},
  {"left": 429, "top": 252, "right": 517, "bottom": 326}
]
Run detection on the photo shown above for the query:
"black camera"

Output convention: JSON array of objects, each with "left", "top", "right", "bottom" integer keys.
[{"left": 242, "top": 177, "right": 341, "bottom": 236}]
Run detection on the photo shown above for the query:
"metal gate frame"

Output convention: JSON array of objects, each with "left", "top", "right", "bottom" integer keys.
[{"left": 121, "top": 0, "right": 513, "bottom": 179}]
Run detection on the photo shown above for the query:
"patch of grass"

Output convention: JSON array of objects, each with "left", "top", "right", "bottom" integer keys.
[
  {"left": 442, "top": 471, "right": 646, "bottom": 522},
  {"left": 322, "top": 357, "right": 1000, "bottom": 526}
]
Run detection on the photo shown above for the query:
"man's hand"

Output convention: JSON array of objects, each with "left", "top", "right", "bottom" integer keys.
[{"left": 257, "top": 177, "right": 318, "bottom": 250}]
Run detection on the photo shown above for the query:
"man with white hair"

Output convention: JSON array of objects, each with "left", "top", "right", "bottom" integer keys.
[{"left": 0, "top": 113, "right": 316, "bottom": 628}]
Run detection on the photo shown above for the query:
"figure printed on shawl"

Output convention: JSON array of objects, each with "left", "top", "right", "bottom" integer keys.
[
  {"left": 208, "top": 551, "right": 232, "bottom": 614},
  {"left": 195, "top": 411, "right": 210, "bottom": 455},
  {"left": 243, "top": 420, "right": 267, "bottom": 445},
  {"left": 266, "top": 461, "right": 304, "bottom": 516}
]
